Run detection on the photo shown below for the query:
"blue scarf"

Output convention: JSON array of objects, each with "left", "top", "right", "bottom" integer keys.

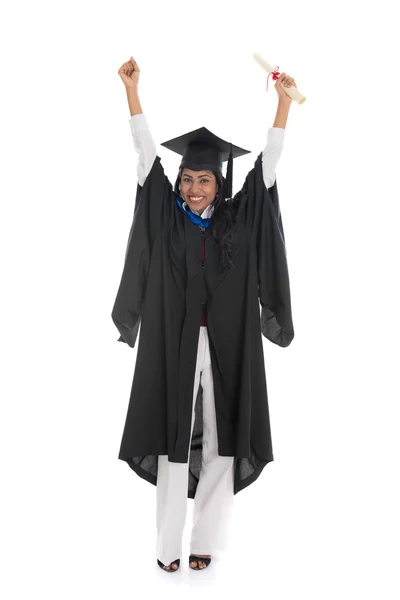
[{"left": 175, "top": 195, "right": 212, "bottom": 228}]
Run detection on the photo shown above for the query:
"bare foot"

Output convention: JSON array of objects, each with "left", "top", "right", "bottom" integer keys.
[
  {"left": 162, "top": 561, "right": 179, "bottom": 571},
  {"left": 190, "top": 554, "right": 211, "bottom": 569}
]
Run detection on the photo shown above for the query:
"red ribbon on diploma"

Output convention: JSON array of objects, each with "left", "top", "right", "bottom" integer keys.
[{"left": 266, "top": 66, "right": 281, "bottom": 91}]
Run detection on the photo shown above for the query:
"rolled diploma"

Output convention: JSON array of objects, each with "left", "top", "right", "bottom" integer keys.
[{"left": 252, "top": 52, "right": 306, "bottom": 104}]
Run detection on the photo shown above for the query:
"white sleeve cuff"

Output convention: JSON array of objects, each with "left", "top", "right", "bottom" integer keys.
[
  {"left": 128, "top": 113, "right": 150, "bottom": 134},
  {"left": 266, "top": 126, "right": 285, "bottom": 145}
]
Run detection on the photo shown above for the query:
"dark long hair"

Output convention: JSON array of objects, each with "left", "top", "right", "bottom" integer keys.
[{"left": 174, "top": 168, "right": 239, "bottom": 269}]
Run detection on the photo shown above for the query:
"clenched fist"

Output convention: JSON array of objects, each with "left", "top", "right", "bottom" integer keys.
[{"left": 118, "top": 57, "right": 140, "bottom": 89}]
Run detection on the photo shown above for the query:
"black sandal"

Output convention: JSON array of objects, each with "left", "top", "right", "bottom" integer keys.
[
  {"left": 157, "top": 558, "right": 180, "bottom": 572},
  {"left": 189, "top": 554, "right": 212, "bottom": 570}
]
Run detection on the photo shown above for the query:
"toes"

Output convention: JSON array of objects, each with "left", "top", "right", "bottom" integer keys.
[{"left": 190, "top": 555, "right": 210, "bottom": 569}]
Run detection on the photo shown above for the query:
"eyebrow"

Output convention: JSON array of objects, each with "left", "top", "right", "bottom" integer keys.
[{"left": 182, "top": 173, "right": 211, "bottom": 178}]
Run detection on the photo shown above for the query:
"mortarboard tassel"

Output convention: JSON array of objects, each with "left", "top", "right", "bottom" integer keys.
[{"left": 224, "top": 142, "right": 233, "bottom": 199}]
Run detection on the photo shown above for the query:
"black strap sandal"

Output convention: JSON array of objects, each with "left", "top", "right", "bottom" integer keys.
[
  {"left": 157, "top": 558, "right": 180, "bottom": 572},
  {"left": 189, "top": 554, "right": 212, "bottom": 570}
]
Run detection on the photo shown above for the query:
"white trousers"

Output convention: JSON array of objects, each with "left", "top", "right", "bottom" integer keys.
[{"left": 156, "top": 326, "right": 235, "bottom": 565}]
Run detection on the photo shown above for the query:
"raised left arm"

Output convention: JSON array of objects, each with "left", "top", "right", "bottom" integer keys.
[
  {"left": 273, "top": 72, "right": 296, "bottom": 128},
  {"left": 273, "top": 101, "right": 291, "bottom": 129},
  {"left": 263, "top": 73, "right": 295, "bottom": 188}
]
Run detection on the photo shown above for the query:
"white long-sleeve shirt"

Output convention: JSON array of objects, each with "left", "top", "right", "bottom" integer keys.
[{"left": 129, "top": 113, "right": 285, "bottom": 219}]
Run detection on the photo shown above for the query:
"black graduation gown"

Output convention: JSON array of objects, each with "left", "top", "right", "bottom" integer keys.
[{"left": 111, "top": 151, "right": 294, "bottom": 498}]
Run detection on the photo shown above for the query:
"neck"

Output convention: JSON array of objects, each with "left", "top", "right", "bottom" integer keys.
[
  {"left": 191, "top": 202, "right": 213, "bottom": 216},
  {"left": 181, "top": 198, "right": 214, "bottom": 218}
]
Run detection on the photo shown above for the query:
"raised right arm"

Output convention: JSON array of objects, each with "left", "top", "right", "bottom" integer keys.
[
  {"left": 126, "top": 88, "right": 157, "bottom": 186},
  {"left": 119, "top": 59, "right": 157, "bottom": 186},
  {"left": 129, "top": 111, "right": 157, "bottom": 187}
]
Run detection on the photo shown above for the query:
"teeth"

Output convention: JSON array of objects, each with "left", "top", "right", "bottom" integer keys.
[{"left": 190, "top": 197, "right": 204, "bottom": 201}]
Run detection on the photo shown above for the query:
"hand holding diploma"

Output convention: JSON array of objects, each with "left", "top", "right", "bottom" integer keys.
[
  {"left": 274, "top": 73, "right": 297, "bottom": 107},
  {"left": 252, "top": 52, "right": 306, "bottom": 105}
]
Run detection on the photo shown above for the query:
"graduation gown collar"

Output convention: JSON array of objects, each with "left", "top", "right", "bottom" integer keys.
[{"left": 175, "top": 195, "right": 213, "bottom": 228}]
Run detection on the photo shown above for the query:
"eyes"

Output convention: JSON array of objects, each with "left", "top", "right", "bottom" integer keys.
[{"left": 183, "top": 178, "right": 210, "bottom": 184}]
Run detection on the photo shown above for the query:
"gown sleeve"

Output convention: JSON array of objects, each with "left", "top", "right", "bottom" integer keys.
[
  {"left": 233, "top": 150, "right": 294, "bottom": 347},
  {"left": 111, "top": 115, "right": 173, "bottom": 348}
]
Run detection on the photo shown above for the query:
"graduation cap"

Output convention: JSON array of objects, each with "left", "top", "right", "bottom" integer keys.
[{"left": 160, "top": 126, "right": 251, "bottom": 198}]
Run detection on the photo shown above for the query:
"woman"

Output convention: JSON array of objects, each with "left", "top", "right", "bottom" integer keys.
[{"left": 112, "top": 57, "right": 296, "bottom": 572}]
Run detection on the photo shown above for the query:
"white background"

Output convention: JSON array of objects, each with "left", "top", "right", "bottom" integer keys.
[{"left": 1, "top": 0, "right": 400, "bottom": 598}]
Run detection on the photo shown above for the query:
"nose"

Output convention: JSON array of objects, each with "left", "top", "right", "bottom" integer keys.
[{"left": 189, "top": 184, "right": 203, "bottom": 195}]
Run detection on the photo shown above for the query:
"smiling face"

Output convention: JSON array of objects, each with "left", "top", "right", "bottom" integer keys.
[{"left": 180, "top": 168, "right": 218, "bottom": 215}]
